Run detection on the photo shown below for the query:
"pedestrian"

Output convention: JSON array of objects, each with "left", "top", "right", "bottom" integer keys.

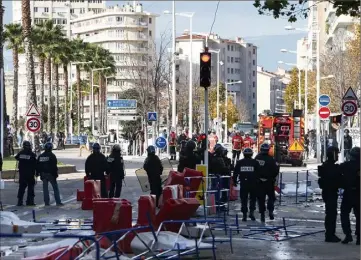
[
  {"left": 255, "top": 143, "right": 280, "bottom": 222},
  {"left": 317, "top": 146, "right": 342, "bottom": 242},
  {"left": 85, "top": 143, "right": 108, "bottom": 198},
  {"left": 37, "top": 143, "right": 63, "bottom": 206},
  {"left": 343, "top": 129, "right": 352, "bottom": 161},
  {"left": 208, "top": 130, "right": 218, "bottom": 153},
  {"left": 220, "top": 147, "right": 232, "bottom": 202},
  {"left": 7, "top": 132, "right": 14, "bottom": 156},
  {"left": 143, "top": 145, "right": 163, "bottom": 207},
  {"left": 107, "top": 144, "right": 125, "bottom": 198},
  {"left": 177, "top": 140, "right": 201, "bottom": 172},
  {"left": 169, "top": 129, "right": 177, "bottom": 160},
  {"left": 339, "top": 146, "right": 360, "bottom": 245},
  {"left": 57, "top": 132, "right": 65, "bottom": 150},
  {"left": 79, "top": 135, "right": 88, "bottom": 157},
  {"left": 231, "top": 130, "right": 243, "bottom": 167},
  {"left": 14, "top": 141, "right": 37, "bottom": 206},
  {"left": 233, "top": 148, "right": 260, "bottom": 221}
]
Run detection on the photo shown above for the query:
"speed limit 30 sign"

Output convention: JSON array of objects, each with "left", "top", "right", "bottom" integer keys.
[
  {"left": 342, "top": 100, "right": 357, "bottom": 117},
  {"left": 26, "top": 117, "right": 41, "bottom": 132}
]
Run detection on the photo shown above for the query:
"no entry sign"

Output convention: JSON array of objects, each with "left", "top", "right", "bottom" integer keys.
[
  {"left": 26, "top": 117, "right": 41, "bottom": 132},
  {"left": 342, "top": 100, "right": 357, "bottom": 117},
  {"left": 318, "top": 106, "right": 331, "bottom": 120}
]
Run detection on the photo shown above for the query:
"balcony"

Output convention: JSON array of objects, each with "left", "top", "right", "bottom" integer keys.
[
  {"left": 328, "top": 15, "right": 354, "bottom": 36},
  {"left": 115, "top": 60, "right": 147, "bottom": 66},
  {"left": 83, "top": 34, "right": 148, "bottom": 43},
  {"left": 110, "top": 47, "right": 148, "bottom": 54},
  {"left": 325, "top": 5, "right": 335, "bottom": 20},
  {"left": 71, "top": 21, "right": 148, "bottom": 34}
]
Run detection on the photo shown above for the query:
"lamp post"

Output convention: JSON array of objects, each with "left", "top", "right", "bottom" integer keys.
[
  {"left": 105, "top": 75, "right": 115, "bottom": 134},
  {"left": 70, "top": 61, "right": 92, "bottom": 143},
  {"left": 164, "top": 10, "right": 195, "bottom": 136},
  {"left": 209, "top": 49, "right": 221, "bottom": 138},
  {"left": 278, "top": 60, "right": 301, "bottom": 109},
  {"left": 225, "top": 81, "right": 242, "bottom": 142},
  {"left": 91, "top": 67, "right": 110, "bottom": 136}
]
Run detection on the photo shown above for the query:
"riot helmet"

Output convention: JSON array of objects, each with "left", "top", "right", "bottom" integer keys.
[
  {"left": 112, "top": 144, "right": 121, "bottom": 153},
  {"left": 260, "top": 143, "right": 270, "bottom": 154},
  {"left": 185, "top": 140, "right": 196, "bottom": 151},
  {"left": 214, "top": 144, "right": 223, "bottom": 155},
  {"left": 92, "top": 142, "right": 101, "bottom": 153},
  {"left": 147, "top": 145, "right": 156, "bottom": 154},
  {"left": 243, "top": 147, "right": 253, "bottom": 158},
  {"left": 44, "top": 142, "right": 53, "bottom": 152},
  {"left": 23, "top": 141, "right": 31, "bottom": 150}
]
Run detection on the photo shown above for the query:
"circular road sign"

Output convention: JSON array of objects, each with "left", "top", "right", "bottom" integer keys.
[
  {"left": 318, "top": 106, "right": 331, "bottom": 119},
  {"left": 342, "top": 100, "right": 357, "bottom": 117},
  {"left": 319, "top": 94, "right": 331, "bottom": 107},
  {"left": 155, "top": 136, "right": 167, "bottom": 149},
  {"left": 26, "top": 117, "right": 41, "bottom": 132}
]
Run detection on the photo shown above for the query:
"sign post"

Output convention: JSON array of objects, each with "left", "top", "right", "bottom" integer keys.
[{"left": 318, "top": 95, "right": 331, "bottom": 162}]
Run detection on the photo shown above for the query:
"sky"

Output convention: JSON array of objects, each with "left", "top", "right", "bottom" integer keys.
[{"left": 2, "top": 0, "right": 308, "bottom": 71}]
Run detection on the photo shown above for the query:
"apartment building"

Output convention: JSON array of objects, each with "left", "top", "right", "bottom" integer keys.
[
  {"left": 12, "top": 0, "right": 107, "bottom": 118},
  {"left": 71, "top": 3, "right": 157, "bottom": 128},
  {"left": 176, "top": 32, "right": 258, "bottom": 124}
]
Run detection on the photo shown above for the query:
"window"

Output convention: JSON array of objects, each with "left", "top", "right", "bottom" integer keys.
[
  {"left": 227, "top": 68, "right": 230, "bottom": 74},
  {"left": 253, "top": 115, "right": 256, "bottom": 121},
  {"left": 253, "top": 48, "right": 256, "bottom": 54},
  {"left": 231, "top": 68, "right": 234, "bottom": 74},
  {"left": 175, "top": 64, "right": 179, "bottom": 71},
  {"left": 149, "top": 17, "right": 152, "bottom": 24},
  {"left": 253, "top": 81, "right": 255, "bottom": 88},
  {"left": 252, "top": 93, "right": 255, "bottom": 98},
  {"left": 44, "top": 7, "right": 49, "bottom": 12},
  {"left": 252, "top": 103, "right": 255, "bottom": 109},
  {"left": 227, "top": 56, "right": 230, "bottom": 62},
  {"left": 176, "top": 77, "right": 180, "bottom": 83},
  {"left": 253, "top": 71, "right": 255, "bottom": 76},
  {"left": 149, "top": 30, "right": 152, "bottom": 36},
  {"left": 235, "top": 57, "right": 240, "bottom": 63},
  {"left": 252, "top": 59, "right": 255, "bottom": 65},
  {"left": 231, "top": 46, "right": 234, "bottom": 51},
  {"left": 70, "top": 8, "right": 74, "bottom": 14},
  {"left": 116, "top": 16, "right": 123, "bottom": 22},
  {"left": 231, "top": 57, "right": 233, "bottom": 63},
  {"left": 227, "top": 45, "right": 230, "bottom": 51},
  {"left": 34, "top": 7, "right": 38, "bottom": 12}
]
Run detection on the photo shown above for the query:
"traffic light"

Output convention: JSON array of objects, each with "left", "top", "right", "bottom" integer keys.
[
  {"left": 331, "top": 114, "right": 342, "bottom": 124},
  {"left": 200, "top": 51, "right": 211, "bottom": 88}
]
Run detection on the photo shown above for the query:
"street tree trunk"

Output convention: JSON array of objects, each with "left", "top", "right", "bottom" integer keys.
[
  {"left": 53, "top": 63, "right": 59, "bottom": 134},
  {"left": 63, "top": 64, "right": 69, "bottom": 137},
  {"left": 11, "top": 46, "right": 19, "bottom": 133},
  {"left": 46, "top": 57, "right": 52, "bottom": 132},
  {"left": 39, "top": 57, "right": 45, "bottom": 132},
  {"left": 76, "top": 65, "right": 81, "bottom": 135}
]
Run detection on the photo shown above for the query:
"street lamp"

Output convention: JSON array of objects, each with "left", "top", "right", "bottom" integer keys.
[
  {"left": 164, "top": 10, "right": 195, "bottom": 137},
  {"left": 225, "top": 80, "right": 242, "bottom": 142},
  {"left": 105, "top": 75, "right": 115, "bottom": 134},
  {"left": 209, "top": 49, "right": 222, "bottom": 138},
  {"left": 91, "top": 67, "right": 111, "bottom": 136},
  {"left": 69, "top": 61, "right": 92, "bottom": 142},
  {"left": 278, "top": 60, "right": 302, "bottom": 109}
]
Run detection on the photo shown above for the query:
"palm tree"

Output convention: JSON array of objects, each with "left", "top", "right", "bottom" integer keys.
[
  {"left": 4, "top": 23, "right": 24, "bottom": 135},
  {"left": 52, "top": 44, "right": 64, "bottom": 134}
]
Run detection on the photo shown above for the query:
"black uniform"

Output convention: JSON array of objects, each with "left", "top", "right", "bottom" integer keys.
[
  {"left": 15, "top": 149, "right": 37, "bottom": 205},
  {"left": 107, "top": 153, "right": 125, "bottom": 198},
  {"left": 85, "top": 152, "right": 108, "bottom": 198},
  {"left": 343, "top": 135, "right": 352, "bottom": 161},
  {"left": 340, "top": 160, "right": 360, "bottom": 243},
  {"left": 177, "top": 151, "right": 201, "bottom": 172},
  {"left": 143, "top": 154, "right": 163, "bottom": 207},
  {"left": 233, "top": 158, "right": 260, "bottom": 216},
  {"left": 318, "top": 160, "right": 342, "bottom": 240},
  {"left": 255, "top": 153, "right": 279, "bottom": 217},
  {"left": 209, "top": 153, "right": 229, "bottom": 204}
]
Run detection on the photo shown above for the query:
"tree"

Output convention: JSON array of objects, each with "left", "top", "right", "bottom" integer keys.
[
  {"left": 253, "top": 0, "right": 360, "bottom": 23},
  {"left": 284, "top": 68, "right": 317, "bottom": 113},
  {"left": 4, "top": 23, "right": 23, "bottom": 135}
]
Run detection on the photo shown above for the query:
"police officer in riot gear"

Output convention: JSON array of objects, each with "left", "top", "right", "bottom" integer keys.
[
  {"left": 255, "top": 143, "right": 279, "bottom": 222},
  {"left": 144, "top": 145, "right": 163, "bottom": 207},
  {"left": 178, "top": 140, "right": 201, "bottom": 172},
  {"left": 233, "top": 148, "right": 260, "bottom": 221},
  {"left": 37, "top": 142, "right": 63, "bottom": 206},
  {"left": 317, "top": 146, "right": 342, "bottom": 242},
  {"left": 85, "top": 143, "right": 108, "bottom": 198},
  {"left": 107, "top": 144, "right": 125, "bottom": 198},
  {"left": 15, "top": 141, "right": 37, "bottom": 206},
  {"left": 340, "top": 146, "right": 360, "bottom": 245}
]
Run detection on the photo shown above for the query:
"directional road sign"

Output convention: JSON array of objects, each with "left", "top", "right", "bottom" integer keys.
[
  {"left": 319, "top": 106, "right": 331, "bottom": 120},
  {"left": 147, "top": 112, "right": 157, "bottom": 122},
  {"left": 342, "top": 87, "right": 358, "bottom": 101},
  {"left": 26, "top": 104, "right": 40, "bottom": 117},
  {"left": 107, "top": 99, "right": 137, "bottom": 109},
  {"left": 26, "top": 117, "right": 41, "bottom": 132},
  {"left": 319, "top": 95, "right": 331, "bottom": 107},
  {"left": 342, "top": 100, "right": 357, "bottom": 117},
  {"left": 155, "top": 136, "right": 167, "bottom": 149}
]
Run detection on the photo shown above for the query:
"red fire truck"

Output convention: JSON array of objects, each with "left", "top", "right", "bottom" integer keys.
[{"left": 257, "top": 110, "right": 305, "bottom": 166}]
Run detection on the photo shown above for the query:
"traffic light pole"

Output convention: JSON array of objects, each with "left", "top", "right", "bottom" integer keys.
[{"left": 204, "top": 87, "right": 209, "bottom": 166}]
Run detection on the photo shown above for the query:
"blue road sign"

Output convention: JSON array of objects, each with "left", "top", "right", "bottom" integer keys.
[
  {"left": 155, "top": 136, "right": 167, "bottom": 149},
  {"left": 107, "top": 99, "right": 137, "bottom": 109},
  {"left": 147, "top": 112, "right": 157, "bottom": 121},
  {"left": 319, "top": 95, "right": 331, "bottom": 106}
]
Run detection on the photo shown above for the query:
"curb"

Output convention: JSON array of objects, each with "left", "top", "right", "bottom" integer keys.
[{"left": 1, "top": 165, "right": 77, "bottom": 179}]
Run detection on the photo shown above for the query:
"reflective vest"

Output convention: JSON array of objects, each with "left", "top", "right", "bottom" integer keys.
[
  {"left": 169, "top": 132, "right": 176, "bottom": 146},
  {"left": 243, "top": 137, "right": 254, "bottom": 148},
  {"left": 232, "top": 135, "right": 243, "bottom": 151}
]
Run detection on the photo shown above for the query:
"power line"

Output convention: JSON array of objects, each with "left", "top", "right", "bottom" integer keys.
[{"left": 209, "top": 0, "right": 220, "bottom": 35}]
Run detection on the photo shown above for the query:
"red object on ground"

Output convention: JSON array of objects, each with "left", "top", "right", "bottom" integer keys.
[
  {"left": 76, "top": 189, "right": 85, "bottom": 201},
  {"left": 159, "top": 185, "right": 184, "bottom": 207},
  {"left": 164, "top": 171, "right": 184, "bottom": 186},
  {"left": 78, "top": 176, "right": 110, "bottom": 202},
  {"left": 22, "top": 246, "right": 82, "bottom": 260},
  {"left": 183, "top": 168, "right": 203, "bottom": 198},
  {"left": 136, "top": 195, "right": 156, "bottom": 227},
  {"left": 81, "top": 180, "right": 101, "bottom": 210},
  {"left": 229, "top": 179, "right": 238, "bottom": 201}
]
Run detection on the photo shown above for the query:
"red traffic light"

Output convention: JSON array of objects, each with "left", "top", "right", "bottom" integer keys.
[{"left": 200, "top": 53, "right": 210, "bottom": 63}]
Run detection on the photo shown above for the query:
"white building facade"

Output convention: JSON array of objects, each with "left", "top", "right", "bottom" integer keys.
[{"left": 176, "top": 32, "right": 258, "bottom": 124}]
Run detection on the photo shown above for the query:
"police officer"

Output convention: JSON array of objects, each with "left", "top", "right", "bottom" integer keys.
[
  {"left": 178, "top": 140, "right": 201, "bottom": 172},
  {"left": 15, "top": 141, "right": 37, "bottom": 206},
  {"left": 144, "top": 145, "right": 163, "bottom": 207},
  {"left": 37, "top": 142, "right": 63, "bottom": 206},
  {"left": 317, "top": 146, "right": 342, "bottom": 242},
  {"left": 85, "top": 143, "right": 108, "bottom": 198},
  {"left": 255, "top": 143, "right": 279, "bottom": 222},
  {"left": 340, "top": 147, "right": 360, "bottom": 245},
  {"left": 107, "top": 144, "right": 125, "bottom": 198},
  {"left": 343, "top": 129, "right": 352, "bottom": 161},
  {"left": 233, "top": 148, "right": 260, "bottom": 221}
]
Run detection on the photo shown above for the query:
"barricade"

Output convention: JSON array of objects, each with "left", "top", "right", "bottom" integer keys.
[
  {"left": 77, "top": 176, "right": 111, "bottom": 202},
  {"left": 159, "top": 184, "right": 184, "bottom": 207},
  {"left": 81, "top": 180, "right": 101, "bottom": 210},
  {"left": 136, "top": 195, "right": 157, "bottom": 227}
]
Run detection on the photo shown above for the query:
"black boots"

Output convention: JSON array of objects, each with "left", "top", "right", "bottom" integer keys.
[
  {"left": 260, "top": 213, "right": 265, "bottom": 223},
  {"left": 249, "top": 211, "right": 255, "bottom": 221},
  {"left": 16, "top": 200, "right": 23, "bottom": 206},
  {"left": 242, "top": 214, "right": 247, "bottom": 222},
  {"left": 325, "top": 235, "right": 341, "bottom": 243},
  {"left": 342, "top": 235, "right": 353, "bottom": 244},
  {"left": 356, "top": 236, "right": 360, "bottom": 245},
  {"left": 26, "top": 199, "right": 36, "bottom": 206},
  {"left": 269, "top": 212, "right": 274, "bottom": 220}
]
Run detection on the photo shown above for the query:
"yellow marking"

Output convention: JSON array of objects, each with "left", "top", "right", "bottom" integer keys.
[{"left": 288, "top": 140, "right": 304, "bottom": 152}]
